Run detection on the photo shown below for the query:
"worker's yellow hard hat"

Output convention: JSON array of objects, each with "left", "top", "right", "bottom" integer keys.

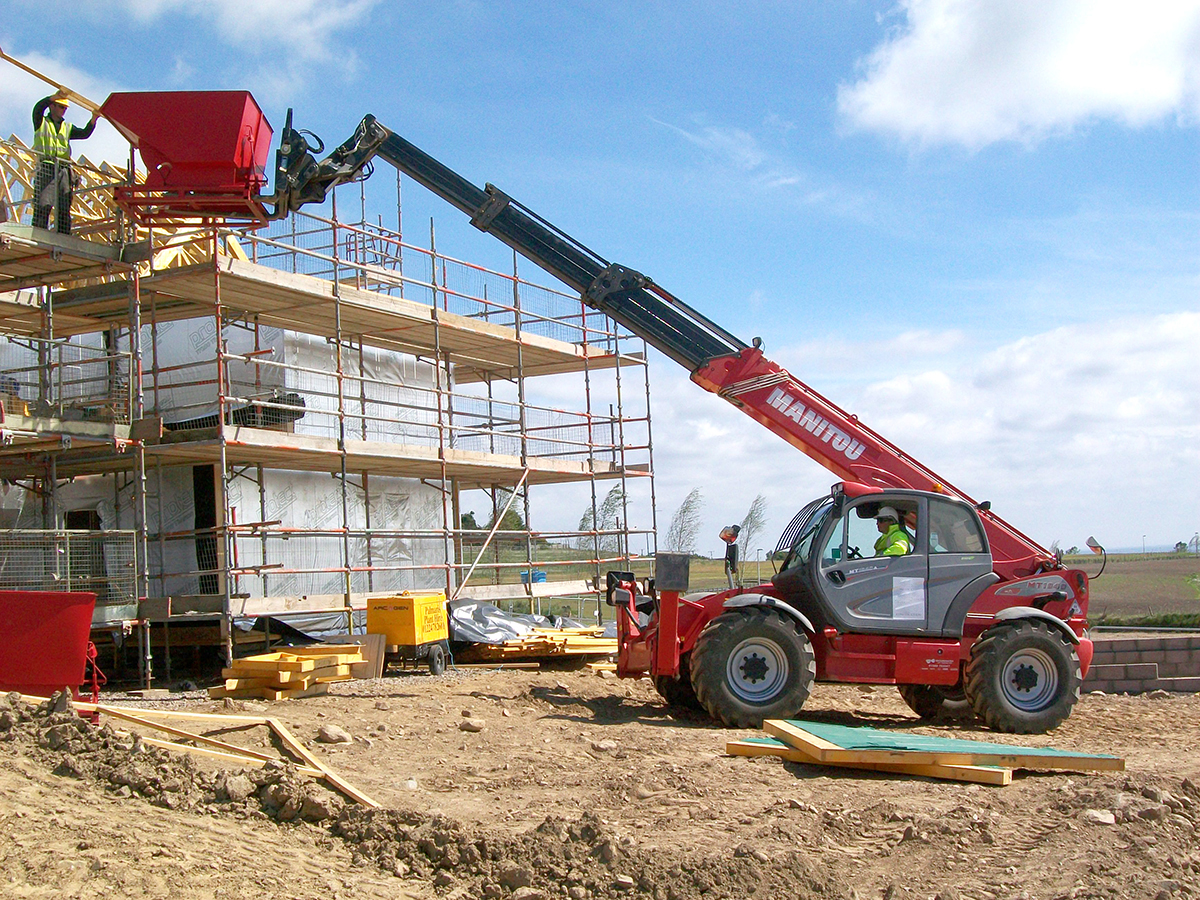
[{"left": 50, "top": 94, "right": 69, "bottom": 108}]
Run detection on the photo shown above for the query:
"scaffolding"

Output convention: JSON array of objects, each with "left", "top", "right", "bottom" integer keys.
[{"left": 0, "top": 135, "right": 657, "bottom": 676}]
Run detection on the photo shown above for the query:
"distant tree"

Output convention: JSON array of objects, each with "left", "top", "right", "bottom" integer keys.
[
  {"left": 1176, "top": 541, "right": 1188, "bottom": 554},
  {"left": 576, "top": 485, "right": 625, "bottom": 552},
  {"left": 1067, "top": 546, "right": 1080, "bottom": 555},
  {"left": 738, "top": 494, "right": 768, "bottom": 559},
  {"left": 665, "top": 488, "right": 704, "bottom": 554},
  {"left": 461, "top": 510, "right": 479, "bottom": 531},
  {"left": 485, "top": 488, "right": 526, "bottom": 535}
]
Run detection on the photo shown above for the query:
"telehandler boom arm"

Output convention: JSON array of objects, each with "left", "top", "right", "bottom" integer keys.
[{"left": 267, "top": 112, "right": 1059, "bottom": 580}]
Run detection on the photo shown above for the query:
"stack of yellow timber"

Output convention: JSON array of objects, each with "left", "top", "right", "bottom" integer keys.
[
  {"left": 461, "top": 627, "right": 616, "bottom": 661},
  {"left": 208, "top": 645, "right": 365, "bottom": 701},
  {"left": 727, "top": 719, "right": 1125, "bottom": 786}
]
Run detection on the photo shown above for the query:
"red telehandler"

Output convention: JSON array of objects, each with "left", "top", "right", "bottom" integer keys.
[{"left": 102, "top": 96, "right": 1095, "bottom": 734}]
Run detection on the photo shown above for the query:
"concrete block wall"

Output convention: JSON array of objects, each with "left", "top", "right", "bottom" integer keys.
[{"left": 1085, "top": 635, "right": 1200, "bottom": 694}]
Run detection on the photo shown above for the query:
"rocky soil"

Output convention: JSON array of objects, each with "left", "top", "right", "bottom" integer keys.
[{"left": 2, "top": 670, "right": 1199, "bottom": 900}]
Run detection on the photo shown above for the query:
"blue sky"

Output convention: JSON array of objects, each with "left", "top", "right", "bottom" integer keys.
[{"left": 2, "top": 1, "right": 1197, "bottom": 554}]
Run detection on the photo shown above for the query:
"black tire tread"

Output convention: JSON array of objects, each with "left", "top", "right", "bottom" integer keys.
[
  {"left": 427, "top": 642, "right": 447, "bottom": 676},
  {"left": 690, "top": 608, "right": 816, "bottom": 729},
  {"left": 964, "top": 620, "right": 1080, "bottom": 734},
  {"left": 898, "top": 684, "right": 945, "bottom": 719},
  {"left": 655, "top": 654, "right": 701, "bottom": 710}
]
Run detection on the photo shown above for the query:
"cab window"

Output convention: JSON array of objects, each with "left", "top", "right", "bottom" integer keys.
[
  {"left": 928, "top": 499, "right": 985, "bottom": 553},
  {"left": 821, "top": 499, "right": 920, "bottom": 563}
]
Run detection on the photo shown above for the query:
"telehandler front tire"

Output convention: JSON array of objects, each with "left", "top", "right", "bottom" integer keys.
[
  {"left": 690, "top": 608, "right": 815, "bottom": 729},
  {"left": 655, "top": 653, "right": 702, "bottom": 710}
]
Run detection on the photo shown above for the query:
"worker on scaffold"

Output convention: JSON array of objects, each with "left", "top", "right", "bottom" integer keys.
[{"left": 31, "top": 91, "right": 97, "bottom": 234}]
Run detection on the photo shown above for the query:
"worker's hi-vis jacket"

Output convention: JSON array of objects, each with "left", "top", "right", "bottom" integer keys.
[
  {"left": 34, "top": 118, "right": 72, "bottom": 160},
  {"left": 874, "top": 524, "right": 913, "bottom": 557}
]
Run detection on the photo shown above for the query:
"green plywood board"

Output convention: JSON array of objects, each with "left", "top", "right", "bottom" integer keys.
[
  {"left": 788, "top": 720, "right": 1119, "bottom": 759},
  {"left": 733, "top": 737, "right": 1013, "bottom": 785},
  {"left": 763, "top": 719, "right": 1124, "bottom": 772}
]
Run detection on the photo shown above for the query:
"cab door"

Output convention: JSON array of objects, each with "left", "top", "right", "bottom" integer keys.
[
  {"left": 814, "top": 496, "right": 929, "bottom": 635},
  {"left": 926, "top": 497, "right": 993, "bottom": 635}
]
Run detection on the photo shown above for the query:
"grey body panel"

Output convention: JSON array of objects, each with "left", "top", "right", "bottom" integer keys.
[
  {"left": 989, "top": 606, "right": 1079, "bottom": 644},
  {"left": 939, "top": 571, "right": 1001, "bottom": 637},
  {"left": 723, "top": 593, "right": 815, "bottom": 635}
]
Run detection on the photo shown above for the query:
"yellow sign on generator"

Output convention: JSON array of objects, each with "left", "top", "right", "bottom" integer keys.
[{"left": 367, "top": 591, "right": 448, "bottom": 648}]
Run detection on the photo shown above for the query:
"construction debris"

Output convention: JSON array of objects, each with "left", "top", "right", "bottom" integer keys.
[
  {"left": 727, "top": 718, "right": 1125, "bottom": 785},
  {"left": 207, "top": 645, "right": 365, "bottom": 701},
  {"left": 456, "top": 627, "right": 616, "bottom": 662},
  {"left": 12, "top": 691, "right": 379, "bottom": 808}
]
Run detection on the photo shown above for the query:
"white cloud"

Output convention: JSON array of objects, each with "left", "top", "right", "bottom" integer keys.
[
  {"left": 109, "top": 0, "right": 379, "bottom": 63},
  {"left": 651, "top": 119, "right": 767, "bottom": 172},
  {"left": 649, "top": 117, "right": 871, "bottom": 215},
  {"left": 582, "top": 312, "right": 1200, "bottom": 558},
  {"left": 838, "top": 0, "right": 1200, "bottom": 148}
]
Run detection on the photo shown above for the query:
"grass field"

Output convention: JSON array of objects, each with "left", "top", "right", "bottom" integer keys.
[{"left": 1063, "top": 552, "right": 1200, "bottom": 621}]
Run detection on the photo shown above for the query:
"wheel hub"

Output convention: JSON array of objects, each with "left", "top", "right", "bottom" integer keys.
[
  {"left": 1001, "top": 648, "right": 1059, "bottom": 711},
  {"left": 740, "top": 653, "right": 770, "bottom": 683},
  {"left": 1011, "top": 663, "right": 1039, "bottom": 692},
  {"left": 726, "top": 637, "right": 789, "bottom": 703}
]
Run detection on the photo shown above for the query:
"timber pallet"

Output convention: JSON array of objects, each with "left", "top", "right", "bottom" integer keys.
[
  {"left": 726, "top": 718, "right": 1124, "bottom": 786},
  {"left": 208, "top": 647, "right": 364, "bottom": 701}
]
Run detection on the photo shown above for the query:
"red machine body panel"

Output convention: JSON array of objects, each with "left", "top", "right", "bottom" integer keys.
[{"left": 102, "top": 91, "right": 272, "bottom": 191}]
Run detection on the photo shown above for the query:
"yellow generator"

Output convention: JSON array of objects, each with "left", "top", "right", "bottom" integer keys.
[{"left": 366, "top": 591, "right": 450, "bottom": 675}]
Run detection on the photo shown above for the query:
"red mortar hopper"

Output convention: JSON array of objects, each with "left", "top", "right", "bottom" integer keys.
[{"left": 101, "top": 91, "right": 274, "bottom": 225}]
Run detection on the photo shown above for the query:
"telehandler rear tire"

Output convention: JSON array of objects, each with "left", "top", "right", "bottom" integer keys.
[
  {"left": 964, "top": 620, "right": 1080, "bottom": 734},
  {"left": 690, "top": 608, "right": 815, "bottom": 729}
]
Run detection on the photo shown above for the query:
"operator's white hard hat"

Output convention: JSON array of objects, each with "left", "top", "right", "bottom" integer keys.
[{"left": 875, "top": 506, "right": 900, "bottom": 522}]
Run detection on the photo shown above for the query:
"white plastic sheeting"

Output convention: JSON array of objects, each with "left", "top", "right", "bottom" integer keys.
[{"left": 0, "top": 321, "right": 453, "bottom": 602}]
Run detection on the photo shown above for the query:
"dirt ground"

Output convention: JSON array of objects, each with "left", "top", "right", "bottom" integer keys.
[{"left": 2, "top": 667, "right": 1199, "bottom": 900}]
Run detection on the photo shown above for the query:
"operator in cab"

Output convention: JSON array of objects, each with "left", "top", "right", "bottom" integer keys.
[{"left": 873, "top": 506, "right": 912, "bottom": 557}]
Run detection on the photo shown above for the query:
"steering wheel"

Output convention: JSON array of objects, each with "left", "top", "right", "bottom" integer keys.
[{"left": 846, "top": 546, "right": 863, "bottom": 560}]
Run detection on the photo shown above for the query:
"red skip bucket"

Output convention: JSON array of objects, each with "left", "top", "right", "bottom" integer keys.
[
  {"left": 0, "top": 591, "right": 96, "bottom": 698},
  {"left": 101, "top": 91, "right": 273, "bottom": 193}
]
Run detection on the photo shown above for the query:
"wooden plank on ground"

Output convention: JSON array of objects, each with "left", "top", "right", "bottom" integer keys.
[
  {"left": 222, "top": 665, "right": 324, "bottom": 683},
  {"left": 763, "top": 720, "right": 1125, "bottom": 772},
  {"left": 726, "top": 738, "right": 1013, "bottom": 786},
  {"left": 266, "top": 717, "right": 380, "bottom": 808},
  {"left": 453, "top": 661, "right": 541, "bottom": 669},
  {"left": 349, "top": 633, "right": 387, "bottom": 679},
  {"left": 138, "top": 736, "right": 323, "bottom": 778},
  {"left": 88, "top": 703, "right": 268, "bottom": 726},
  {"left": 93, "top": 705, "right": 279, "bottom": 763},
  {"left": 276, "top": 644, "right": 365, "bottom": 657},
  {"left": 224, "top": 653, "right": 360, "bottom": 674},
  {"left": 222, "top": 664, "right": 352, "bottom": 691},
  {"left": 224, "top": 653, "right": 325, "bottom": 673},
  {"left": 261, "top": 682, "right": 329, "bottom": 702}
]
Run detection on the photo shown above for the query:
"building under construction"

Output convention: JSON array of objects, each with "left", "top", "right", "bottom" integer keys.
[{"left": 0, "top": 130, "right": 656, "bottom": 678}]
